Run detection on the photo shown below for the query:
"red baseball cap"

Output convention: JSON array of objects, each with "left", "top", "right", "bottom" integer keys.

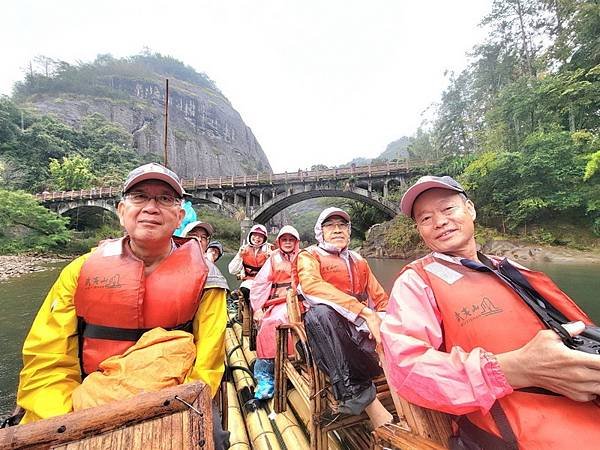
[{"left": 400, "top": 175, "right": 466, "bottom": 217}]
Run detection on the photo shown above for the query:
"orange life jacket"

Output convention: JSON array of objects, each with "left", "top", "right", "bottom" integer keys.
[
  {"left": 240, "top": 244, "right": 271, "bottom": 279},
  {"left": 263, "top": 249, "right": 293, "bottom": 309},
  {"left": 405, "top": 254, "right": 600, "bottom": 449},
  {"left": 304, "top": 246, "right": 370, "bottom": 304},
  {"left": 74, "top": 236, "right": 208, "bottom": 375}
]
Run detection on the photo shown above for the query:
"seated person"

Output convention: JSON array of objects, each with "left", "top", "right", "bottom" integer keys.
[
  {"left": 381, "top": 175, "right": 600, "bottom": 449},
  {"left": 181, "top": 220, "right": 214, "bottom": 252},
  {"left": 207, "top": 240, "right": 224, "bottom": 262},
  {"left": 16, "top": 163, "right": 228, "bottom": 448},
  {"left": 250, "top": 225, "right": 301, "bottom": 399},
  {"left": 295, "top": 207, "right": 392, "bottom": 428},
  {"left": 228, "top": 224, "right": 274, "bottom": 302},
  {"left": 181, "top": 221, "right": 229, "bottom": 290}
]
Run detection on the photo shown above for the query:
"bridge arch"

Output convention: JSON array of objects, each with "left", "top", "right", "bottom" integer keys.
[
  {"left": 187, "top": 194, "right": 238, "bottom": 217},
  {"left": 56, "top": 200, "right": 119, "bottom": 230},
  {"left": 250, "top": 186, "right": 399, "bottom": 224},
  {"left": 56, "top": 199, "right": 117, "bottom": 217}
]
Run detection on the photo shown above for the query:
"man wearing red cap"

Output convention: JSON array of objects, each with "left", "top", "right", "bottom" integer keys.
[
  {"left": 294, "top": 207, "right": 392, "bottom": 428},
  {"left": 16, "top": 163, "right": 228, "bottom": 447},
  {"left": 381, "top": 175, "right": 600, "bottom": 448}
]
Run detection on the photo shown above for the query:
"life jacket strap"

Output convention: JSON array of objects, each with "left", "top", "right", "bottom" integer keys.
[
  {"left": 243, "top": 262, "right": 262, "bottom": 274},
  {"left": 78, "top": 318, "right": 194, "bottom": 342},
  {"left": 263, "top": 296, "right": 288, "bottom": 309},
  {"left": 455, "top": 401, "right": 518, "bottom": 450}
]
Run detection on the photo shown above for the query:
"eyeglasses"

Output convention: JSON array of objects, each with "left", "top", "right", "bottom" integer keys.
[
  {"left": 125, "top": 192, "right": 181, "bottom": 207},
  {"left": 322, "top": 222, "right": 349, "bottom": 231}
]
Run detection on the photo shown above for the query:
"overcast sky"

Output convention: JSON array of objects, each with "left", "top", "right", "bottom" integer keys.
[{"left": 2, "top": 0, "right": 491, "bottom": 173}]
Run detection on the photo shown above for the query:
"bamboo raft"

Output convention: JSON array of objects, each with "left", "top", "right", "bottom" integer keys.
[{"left": 0, "top": 382, "right": 213, "bottom": 450}]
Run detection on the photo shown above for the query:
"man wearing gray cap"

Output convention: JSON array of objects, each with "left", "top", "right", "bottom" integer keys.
[
  {"left": 381, "top": 175, "right": 600, "bottom": 448},
  {"left": 16, "top": 163, "right": 228, "bottom": 447},
  {"left": 295, "top": 207, "right": 393, "bottom": 428}
]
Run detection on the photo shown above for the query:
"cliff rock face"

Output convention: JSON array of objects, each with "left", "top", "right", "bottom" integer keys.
[{"left": 22, "top": 77, "right": 272, "bottom": 179}]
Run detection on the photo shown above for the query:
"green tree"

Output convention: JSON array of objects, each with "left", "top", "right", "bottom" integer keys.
[
  {"left": 0, "top": 189, "right": 70, "bottom": 253},
  {"left": 49, "top": 154, "right": 96, "bottom": 190}
]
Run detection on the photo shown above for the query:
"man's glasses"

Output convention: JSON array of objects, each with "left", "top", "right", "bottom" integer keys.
[
  {"left": 125, "top": 192, "right": 181, "bottom": 207},
  {"left": 322, "top": 221, "right": 349, "bottom": 231}
]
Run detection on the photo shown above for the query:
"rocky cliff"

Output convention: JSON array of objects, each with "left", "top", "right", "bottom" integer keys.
[{"left": 19, "top": 67, "right": 272, "bottom": 179}]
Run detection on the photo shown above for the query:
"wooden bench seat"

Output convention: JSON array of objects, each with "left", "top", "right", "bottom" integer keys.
[{"left": 272, "top": 289, "right": 454, "bottom": 449}]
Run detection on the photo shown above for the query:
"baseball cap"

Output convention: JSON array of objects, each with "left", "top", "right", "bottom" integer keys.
[
  {"left": 400, "top": 175, "right": 466, "bottom": 217},
  {"left": 122, "top": 163, "right": 184, "bottom": 197},
  {"left": 207, "top": 240, "right": 224, "bottom": 256},
  {"left": 318, "top": 207, "right": 351, "bottom": 225},
  {"left": 181, "top": 221, "right": 215, "bottom": 237}
]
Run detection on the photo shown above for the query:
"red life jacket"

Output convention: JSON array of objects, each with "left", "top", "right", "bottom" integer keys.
[
  {"left": 240, "top": 244, "right": 271, "bottom": 279},
  {"left": 263, "top": 249, "right": 293, "bottom": 309},
  {"left": 74, "top": 236, "right": 208, "bottom": 375},
  {"left": 404, "top": 254, "right": 599, "bottom": 449},
  {"left": 303, "top": 246, "right": 369, "bottom": 304}
]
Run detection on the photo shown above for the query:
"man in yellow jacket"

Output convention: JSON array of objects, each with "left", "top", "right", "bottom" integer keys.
[{"left": 15, "top": 163, "right": 228, "bottom": 446}]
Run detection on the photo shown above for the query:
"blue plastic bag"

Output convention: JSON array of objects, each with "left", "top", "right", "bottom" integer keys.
[
  {"left": 253, "top": 358, "right": 275, "bottom": 400},
  {"left": 174, "top": 201, "right": 197, "bottom": 237}
]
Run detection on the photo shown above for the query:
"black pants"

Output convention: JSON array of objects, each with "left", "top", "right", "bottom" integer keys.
[{"left": 304, "top": 304, "right": 382, "bottom": 401}]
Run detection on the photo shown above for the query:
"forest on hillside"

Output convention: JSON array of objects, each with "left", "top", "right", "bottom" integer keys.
[
  {"left": 384, "top": 0, "right": 599, "bottom": 245},
  {"left": 0, "top": 1, "right": 599, "bottom": 255}
]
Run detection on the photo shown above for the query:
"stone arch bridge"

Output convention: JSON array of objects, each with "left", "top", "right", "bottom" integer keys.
[{"left": 37, "top": 161, "right": 436, "bottom": 235}]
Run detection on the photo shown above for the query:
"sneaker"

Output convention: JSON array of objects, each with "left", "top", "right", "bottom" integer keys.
[{"left": 336, "top": 383, "right": 377, "bottom": 416}]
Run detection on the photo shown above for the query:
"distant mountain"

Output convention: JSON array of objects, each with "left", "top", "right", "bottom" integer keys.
[
  {"left": 13, "top": 52, "right": 272, "bottom": 178},
  {"left": 341, "top": 135, "right": 411, "bottom": 167},
  {"left": 379, "top": 136, "right": 411, "bottom": 160}
]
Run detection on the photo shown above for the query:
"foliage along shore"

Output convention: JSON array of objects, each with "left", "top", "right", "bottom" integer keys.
[{"left": 361, "top": 214, "right": 600, "bottom": 265}]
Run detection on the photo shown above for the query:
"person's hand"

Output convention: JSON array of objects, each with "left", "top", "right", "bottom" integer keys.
[
  {"left": 360, "top": 307, "right": 383, "bottom": 350},
  {"left": 497, "top": 321, "right": 600, "bottom": 402},
  {"left": 253, "top": 309, "right": 264, "bottom": 324}
]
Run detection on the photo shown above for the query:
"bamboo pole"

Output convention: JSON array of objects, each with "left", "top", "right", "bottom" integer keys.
[
  {"left": 226, "top": 328, "right": 282, "bottom": 450},
  {"left": 287, "top": 390, "right": 343, "bottom": 450},
  {"left": 268, "top": 399, "right": 310, "bottom": 449},
  {"left": 286, "top": 288, "right": 302, "bottom": 324},
  {"left": 226, "top": 382, "right": 251, "bottom": 450},
  {"left": 225, "top": 328, "right": 254, "bottom": 395}
]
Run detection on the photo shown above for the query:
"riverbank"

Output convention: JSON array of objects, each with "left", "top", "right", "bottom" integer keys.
[
  {"left": 480, "top": 240, "right": 600, "bottom": 265},
  {"left": 0, "top": 255, "right": 67, "bottom": 282}
]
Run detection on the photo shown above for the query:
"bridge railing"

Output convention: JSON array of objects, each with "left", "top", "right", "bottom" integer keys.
[
  {"left": 37, "top": 159, "right": 439, "bottom": 201},
  {"left": 181, "top": 159, "right": 437, "bottom": 189},
  {"left": 36, "top": 187, "right": 119, "bottom": 202}
]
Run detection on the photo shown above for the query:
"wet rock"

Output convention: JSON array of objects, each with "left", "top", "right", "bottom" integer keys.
[{"left": 0, "top": 255, "right": 64, "bottom": 282}]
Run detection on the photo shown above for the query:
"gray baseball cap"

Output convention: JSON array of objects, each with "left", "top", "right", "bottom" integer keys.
[{"left": 123, "top": 163, "right": 184, "bottom": 197}]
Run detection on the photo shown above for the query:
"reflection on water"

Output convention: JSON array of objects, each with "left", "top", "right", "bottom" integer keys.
[{"left": 1, "top": 255, "right": 598, "bottom": 417}]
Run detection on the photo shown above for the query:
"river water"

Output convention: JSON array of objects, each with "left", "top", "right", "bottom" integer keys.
[{"left": 1, "top": 256, "right": 599, "bottom": 417}]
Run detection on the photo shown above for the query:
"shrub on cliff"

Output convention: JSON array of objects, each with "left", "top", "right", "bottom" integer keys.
[{"left": 382, "top": 215, "right": 428, "bottom": 258}]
